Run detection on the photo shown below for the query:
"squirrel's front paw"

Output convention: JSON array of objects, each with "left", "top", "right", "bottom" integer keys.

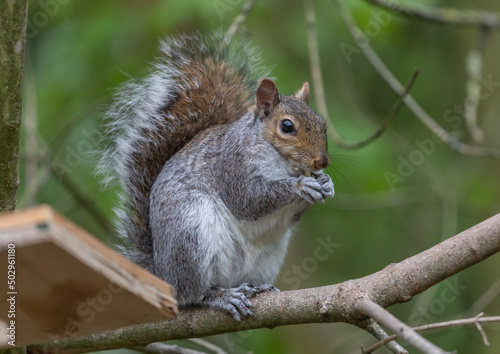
[
  {"left": 312, "top": 172, "right": 335, "bottom": 199},
  {"left": 296, "top": 173, "right": 334, "bottom": 204},
  {"left": 296, "top": 175, "right": 327, "bottom": 204}
]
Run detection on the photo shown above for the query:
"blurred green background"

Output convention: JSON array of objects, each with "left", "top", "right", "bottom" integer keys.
[{"left": 19, "top": 0, "right": 500, "bottom": 353}]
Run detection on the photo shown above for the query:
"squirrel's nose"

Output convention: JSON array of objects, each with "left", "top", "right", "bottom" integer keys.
[{"left": 313, "top": 154, "right": 330, "bottom": 170}]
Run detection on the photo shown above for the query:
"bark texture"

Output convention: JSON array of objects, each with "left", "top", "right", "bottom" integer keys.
[{"left": 0, "top": 0, "right": 28, "bottom": 213}]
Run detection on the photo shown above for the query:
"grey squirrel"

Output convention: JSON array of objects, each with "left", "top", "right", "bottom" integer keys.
[{"left": 99, "top": 32, "right": 334, "bottom": 320}]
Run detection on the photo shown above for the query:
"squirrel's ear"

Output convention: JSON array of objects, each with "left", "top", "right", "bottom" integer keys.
[
  {"left": 295, "top": 82, "right": 310, "bottom": 104},
  {"left": 256, "top": 79, "right": 280, "bottom": 119}
]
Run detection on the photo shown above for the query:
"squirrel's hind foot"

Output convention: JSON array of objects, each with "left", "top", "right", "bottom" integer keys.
[{"left": 202, "top": 283, "right": 280, "bottom": 321}]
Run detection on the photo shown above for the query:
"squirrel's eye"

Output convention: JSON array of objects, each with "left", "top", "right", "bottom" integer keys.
[{"left": 280, "top": 119, "right": 295, "bottom": 134}]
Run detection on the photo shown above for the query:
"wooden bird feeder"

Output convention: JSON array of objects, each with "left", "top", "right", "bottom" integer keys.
[{"left": 0, "top": 205, "right": 177, "bottom": 348}]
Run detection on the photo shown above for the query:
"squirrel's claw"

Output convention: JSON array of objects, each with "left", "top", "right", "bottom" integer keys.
[
  {"left": 215, "top": 283, "right": 280, "bottom": 321},
  {"left": 255, "top": 283, "right": 280, "bottom": 293},
  {"left": 234, "top": 283, "right": 280, "bottom": 298},
  {"left": 202, "top": 287, "right": 255, "bottom": 321},
  {"left": 233, "top": 283, "right": 258, "bottom": 297},
  {"left": 228, "top": 292, "right": 255, "bottom": 320}
]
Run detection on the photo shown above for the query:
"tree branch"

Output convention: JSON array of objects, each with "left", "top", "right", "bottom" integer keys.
[
  {"left": 358, "top": 299, "right": 451, "bottom": 354},
  {"left": 345, "top": 68, "right": 419, "bottom": 149},
  {"left": 334, "top": 0, "right": 500, "bottom": 158},
  {"left": 366, "top": 313, "right": 500, "bottom": 353},
  {"left": 187, "top": 339, "right": 228, "bottom": 354},
  {"left": 303, "top": 0, "right": 335, "bottom": 141},
  {"left": 20, "top": 134, "right": 116, "bottom": 236},
  {"left": 135, "top": 342, "right": 206, "bottom": 354},
  {"left": 0, "top": 0, "right": 28, "bottom": 213},
  {"left": 226, "top": 0, "right": 256, "bottom": 41},
  {"left": 29, "top": 212, "right": 500, "bottom": 353},
  {"left": 362, "top": 320, "right": 408, "bottom": 354},
  {"left": 365, "top": 0, "right": 500, "bottom": 29},
  {"left": 304, "top": 0, "right": 418, "bottom": 150},
  {"left": 464, "top": 27, "right": 490, "bottom": 143}
]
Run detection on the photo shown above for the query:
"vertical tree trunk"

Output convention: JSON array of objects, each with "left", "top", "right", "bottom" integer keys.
[{"left": 0, "top": 0, "right": 28, "bottom": 213}]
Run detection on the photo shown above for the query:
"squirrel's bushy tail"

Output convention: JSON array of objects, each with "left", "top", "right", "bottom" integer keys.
[{"left": 98, "top": 32, "right": 268, "bottom": 270}]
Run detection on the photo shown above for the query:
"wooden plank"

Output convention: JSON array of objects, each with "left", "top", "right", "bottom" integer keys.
[{"left": 0, "top": 205, "right": 177, "bottom": 348}]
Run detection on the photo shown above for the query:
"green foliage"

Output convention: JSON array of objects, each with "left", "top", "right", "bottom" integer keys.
[{"left": 21, "top": 0, "right": 500, "bottom": 353}]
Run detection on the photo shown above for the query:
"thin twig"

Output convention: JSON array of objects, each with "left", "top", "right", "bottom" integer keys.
[
  {"left": 50, "top": 160, "right": 115, "bottom": 236},
  {"left": 18, "top": 100, "right": 103, "bottom": 208},
  {"left": 365, "top": 0, "right": 500, "bottom": 29},
  {"left": 17, "top": 161, "right": 51, "bottom": 208},
  {"left": 363, "top": 320, "right": 408, "bottom": 354},
  {"left": 226, "top": 0, "right": 256, "bottom": 41},
  {"left": 305, "top": 0, "right": 418, "bottom": 150},
  {"left": 334, "top": 0, "right": 500, "bottom": 158},
  {"left": 187, "top": 339, "right": 228, "bottom": 354},
  {"left": 464, "top": 27, "right": 490, "bottom": 143},
  {"left": 416, "top": 314, "right": 500, "bottom": 332},
  {"left": 49, "top": 99, "right": 103, "bottom": 152},
  {"left": 304, "top": 0, "right": 339, "bottom": 143},
  {"left": 345, "top": 68, "right": 419, "bottom": 149},
  {"left": 15, "top": 93, "right": 113, "bottom": 234},
  {"left": 135, "top": 342, "right": 206, "bottom": 354},
  {"left": 366, "top": 314, "right": 500, "bottom": 353},
  {"left": 26, "top": 135, "right": 115, "bottom": 236},
  {"left": 358, "top": 299, "right": 452, "bottom": 354},
  {"left": 474, "top": 313, "right": 491, "bottom": 346}
]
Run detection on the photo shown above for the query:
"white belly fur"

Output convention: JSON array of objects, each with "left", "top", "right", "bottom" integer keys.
[{"left": 206, "top": 197, "right": 300, "bottom": 288}]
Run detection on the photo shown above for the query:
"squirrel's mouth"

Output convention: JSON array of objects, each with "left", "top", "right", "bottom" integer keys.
[
  {"left": 290, "top": 165, "right": 312, "bottom": 177},
  {"left": 288, "top": 156, "right": 323, "bottom": 177}
]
